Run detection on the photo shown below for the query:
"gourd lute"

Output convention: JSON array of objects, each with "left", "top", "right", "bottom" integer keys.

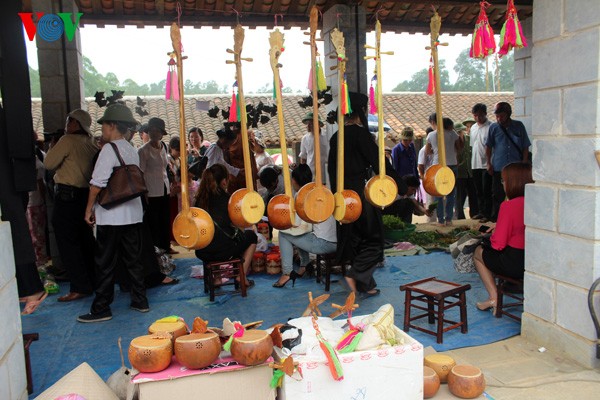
[
  {"left": 330, "top": 28, "right": 361, "bottom": 224},
  {"left": 266, "top": 29, "right": 295, "bottom": 230},
  {"left": 424, "top": 11, "right": 455, "bottom": 197},
  {"left": 226, "top": 24, "right": 266, "bottom": 228},
  {"left": 364, "top": 20, "right": 398, "bottom": 209},
  {"left": 295, "top": 6, "right": 335, "bottom": 224},
  {"left": 170, "top": 23, "right": 215, "bottom": 249}
]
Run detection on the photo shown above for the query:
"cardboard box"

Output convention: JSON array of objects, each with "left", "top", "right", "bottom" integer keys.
[
  {"left": 133, "top": 354, "right": 276, "bottom": 400},
  {"left": 277, "top": 323, "right": 424, "bottom": 400}
]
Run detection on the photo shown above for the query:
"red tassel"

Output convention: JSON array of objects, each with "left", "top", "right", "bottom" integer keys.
[
  {"left": 426, "top": 57, "right": 435, "bottom": 96},
  {"left": 229, "top": 88, "right": 237, "bottom": 122}
]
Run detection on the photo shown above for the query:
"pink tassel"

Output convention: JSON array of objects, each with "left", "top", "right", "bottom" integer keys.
[
  {"left": 426, "top": 57, "right": 435, "bottom": 96},
  {"left": 369, "top": 84, "right": 377, "bottom": 115},
  {"left": 229, "top": 89, "right": 237, "bottom": 122},
  {"left": 171, "top": 69, "right": 179, "bottom": 101},
  {"left": 470, "top": 1, "right": 496, "bottom": 58},
  {"left": 307, "top": 66, "right": 313, "bottom": 91},
  {"left": 165, "top": 70, "right": 172, "bottom": 100}
]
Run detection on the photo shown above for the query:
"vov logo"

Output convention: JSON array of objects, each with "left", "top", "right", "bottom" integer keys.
[{"left": 19, "top": 12, "right": 83, "bottom": 42}]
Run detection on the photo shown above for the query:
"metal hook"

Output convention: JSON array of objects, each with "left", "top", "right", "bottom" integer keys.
[{"left": 274, "top": 14, "right": 283, "bottom": 27}]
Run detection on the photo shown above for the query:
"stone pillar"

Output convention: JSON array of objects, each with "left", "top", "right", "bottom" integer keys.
[
  {"left": 0, "top": 215, "right": 28, "bottom": 400},
  {"left": 34, "top": 0, "right": 85, "bottom": 131},
  {"left": 512, "top": 19, "right": 532, "bottom": 140},
  {"left": 522, "top": 0, "right": 600, "bottom": 368}
]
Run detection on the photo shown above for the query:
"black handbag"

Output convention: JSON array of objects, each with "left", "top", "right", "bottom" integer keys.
[{"left": 97, "top": 142, "right": 148, "bottom": 209}]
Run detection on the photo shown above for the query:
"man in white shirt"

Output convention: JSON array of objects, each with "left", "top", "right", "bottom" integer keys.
[
  {"left": 469, "top": 103, "right": 493, "bottom": 222},
  {"left": 299, "top": 112, "right": 328, "bottom": 183}
]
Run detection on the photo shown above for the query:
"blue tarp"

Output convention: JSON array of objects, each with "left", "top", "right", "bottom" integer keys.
[{"left": 22, "top": 252, "right": 520, "bottom": 398}]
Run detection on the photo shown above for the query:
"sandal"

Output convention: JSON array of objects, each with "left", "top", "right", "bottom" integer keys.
[{"left": 21, "top": 291, "right": 48, "bottom": 315}]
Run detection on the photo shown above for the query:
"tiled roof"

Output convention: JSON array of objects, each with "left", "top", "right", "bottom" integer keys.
[
  {"left": 31, "top": 92, "right": 513, "bottom": 148},
  {"left": 25, "top": 1, "right": 532, "bottom": 35}
]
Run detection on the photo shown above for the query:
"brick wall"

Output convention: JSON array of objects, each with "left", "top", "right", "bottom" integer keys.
[
  {"left": 0, "top": 218, "right": 27, "bottom": 400},
  {"left": 522, "top": 0, "right": 600, "bottom": 368}
]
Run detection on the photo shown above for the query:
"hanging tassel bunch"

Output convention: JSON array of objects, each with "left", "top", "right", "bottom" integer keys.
[
  {"left": 312, "top": 317, "right": 343, "bottom": 381},
  {"left": 229, "top": 81, "right": 239, "bottom": 122},
  {"left": 335, "top": 311, "right": 364, "bottom": 354},
  {"left": 470, "top": 1, "right": 496, "bottom": 58},
  {"left": 426, "top": 56, "right": 435, "bottom": 96},
  {"left": 498, "top": 0, "right": 528, "bottom": 56},
  {"left": 369, "top": 75, "right": 377, "bottom": 115},
  {"left": 165, "top": 54, "right": 179, "bottom": 101},
  {"left": 307, "top": 59, "right": 328, "bottom": 92},
  {"left": 339, "top": 73, "right": 352, "bottom": 116}
]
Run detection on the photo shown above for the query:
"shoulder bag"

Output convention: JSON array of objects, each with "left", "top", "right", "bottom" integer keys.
[{"left": 97, "top": 142, "right": 148, "bottom": 209}]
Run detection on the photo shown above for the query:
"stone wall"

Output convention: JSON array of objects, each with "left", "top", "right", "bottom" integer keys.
[
  {"left": 0, "top": 218, "right": 27, "bottom": 400},
  {"left": 522, "top": 0, "right": 600, "bottom": 368}
]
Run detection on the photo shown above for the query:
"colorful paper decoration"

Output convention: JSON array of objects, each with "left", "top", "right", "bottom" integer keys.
[
  {"left": 498, "top": 0, "right": 528, "bottom": 56},
  {"left": 470, "top": 1, "right": 496, "bottom": 58}
]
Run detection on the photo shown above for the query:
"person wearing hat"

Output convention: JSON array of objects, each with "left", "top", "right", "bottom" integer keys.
[
  {"left": 44, "top": 109, "right": 99, "bottom": 303},
  {"left": 78, "top": 103, "right": 148, "bottom": 322},
  {"left": 328, "top": 92, "right": 407, "bottom": 298},
  {"left": 454, "top": 122, "right": 480, "bottom": 220},
  {"left": 138, "top": 117, "right": 173, "bottom": 254},
  {"left": 299, "top": 111, "right": 328, "bottom": 183},
  {"left": 391, "top": 126, "right": 419, "bottom": 178},
  {"left": 205, "top": 124, "right": 242, "bottom": 178},
  {"left": 485, "top": 101, "right": 531, "bottom": 222}
]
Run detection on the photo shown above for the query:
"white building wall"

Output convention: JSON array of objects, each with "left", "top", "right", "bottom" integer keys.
[
  {"left": 0, "top": 215, "right": 27, "bottom": 400},
  {"left": 522, "top": 0, "right": 600, "bottom": 368}
]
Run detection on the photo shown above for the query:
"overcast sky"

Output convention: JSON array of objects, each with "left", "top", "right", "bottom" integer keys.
[{"left": 25, "top": 25, "right": 473, "bottom": 94}]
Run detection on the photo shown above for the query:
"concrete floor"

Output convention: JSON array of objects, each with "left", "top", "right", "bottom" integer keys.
[{"left": 428, "top": 336, "right": 600, "bottom": 399}]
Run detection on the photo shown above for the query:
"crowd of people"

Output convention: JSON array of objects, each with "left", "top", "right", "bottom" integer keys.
[{"left": 18, "top": 95, "right": 531, "bottom": 322}]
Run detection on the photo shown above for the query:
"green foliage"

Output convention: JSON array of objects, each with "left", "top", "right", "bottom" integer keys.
[
  {"left": 29, "top": 66, "right": 40, "bottom": 97},
  {"left": 382, "top": 215, "right": 406, "bottom": 230},
  {"left": 81, "top": 55, "right": 228, "bottom": 96},
  {"left": 392, "top": 59, "right": 451, "bottom": 92},
  {"left": 453, "top": 48, "right": 486, "bottom": 91},
  {"left": 392, "top": 48, "right": 514, "bottom": 92}
]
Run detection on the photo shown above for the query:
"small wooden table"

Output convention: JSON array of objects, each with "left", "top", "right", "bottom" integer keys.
[{"left": 400, "top": 277, "right": 471, "bottom": 344}]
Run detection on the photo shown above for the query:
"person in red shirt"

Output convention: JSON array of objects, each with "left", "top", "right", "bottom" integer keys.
[{"left": 472, "top": 162, "right": 533, "bottom": 312}]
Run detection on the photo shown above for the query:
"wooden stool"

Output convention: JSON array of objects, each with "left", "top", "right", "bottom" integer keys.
[
  {"left": 203, "top": 259, "right": 247, "bottom": 302},
  {"left": 400, "top": 277, "right": 471, "bottom": 344},
  {"left": 23, "top": 333, "right": 39, "bottom": 394},
  {"left": 495, "top": 275, "right": 524, "bottom": 322},
  {"left": 316, "top": 252, "right": 338, "bottom": 292}
]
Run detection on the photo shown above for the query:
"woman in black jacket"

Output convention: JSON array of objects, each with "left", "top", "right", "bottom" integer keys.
[{"left": 194, "top": 163, "right": 256, "bottom": 287}]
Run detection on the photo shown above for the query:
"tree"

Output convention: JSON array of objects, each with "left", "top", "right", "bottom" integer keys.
[
  {"left": 496, "top": 53, "right": 514, "bottom": 91},
  {"left": 392, "top": 59, "right": 451, "bottom": 92},
  {"left": 29, "top": 66, "right": 40, "bottom": 97},
  {"left": 452, "top": 48, "right": 486, "bottom": 91}
]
